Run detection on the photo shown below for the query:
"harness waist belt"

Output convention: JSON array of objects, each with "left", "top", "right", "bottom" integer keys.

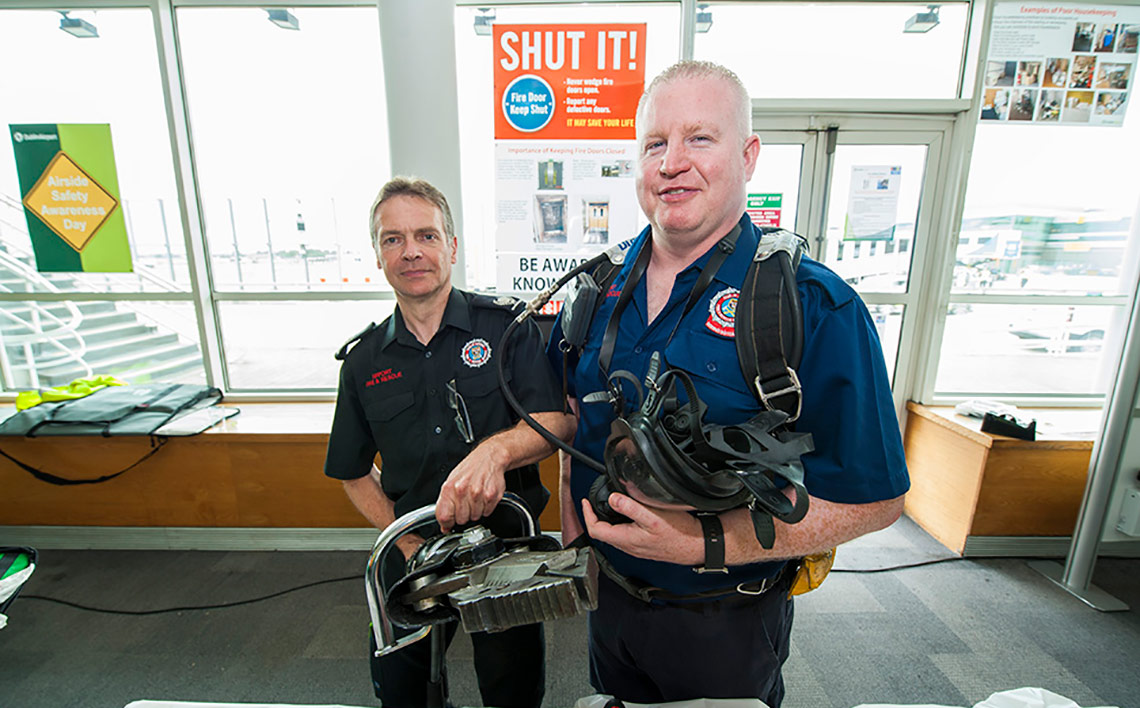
[{"left": 594, "top": 548, "right": 789, "bottom": 604}]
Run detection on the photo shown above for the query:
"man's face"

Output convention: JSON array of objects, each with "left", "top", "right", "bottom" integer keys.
[
  {"left": 635, "top": 76, "right": 759, "bottom": 248},
  {"left": 374, "top": 194, "right": 456, "bottom": 302}
]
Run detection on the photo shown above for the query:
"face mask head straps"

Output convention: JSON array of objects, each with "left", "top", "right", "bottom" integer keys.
[
  {"left": 603, "top": 359, "right": 749, "bottom": 511},
  {"left": 601, "top": 357, "right": 813, "bottom": 538}
]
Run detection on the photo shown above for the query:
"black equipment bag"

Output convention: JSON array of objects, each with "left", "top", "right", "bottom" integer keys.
[{"left": 0, "top": 384, "right": 222, "bottom": 438}]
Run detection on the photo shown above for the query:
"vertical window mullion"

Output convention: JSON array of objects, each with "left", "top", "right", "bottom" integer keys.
[{"left": 153, "top": 0, "right": 226, "bottom": 389}]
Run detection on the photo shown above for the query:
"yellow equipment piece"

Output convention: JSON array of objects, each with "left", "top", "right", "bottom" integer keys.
[
  {"left": 16, "top": 375, "right": 128, "bottom": 411},
  {"left": 789, "top": 547, "right": 836, "bottom": 597}
]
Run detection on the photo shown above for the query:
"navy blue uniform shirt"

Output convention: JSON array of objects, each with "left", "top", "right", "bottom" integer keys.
[
  {"left": 326, "top": 288, "right": 562, "bottom": 519},
  {"left": 547, "top": 213, "right": 909, "bottom": 595}
]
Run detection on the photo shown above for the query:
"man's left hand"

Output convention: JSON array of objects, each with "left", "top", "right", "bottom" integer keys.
[
  {"left": 581, "top": 493, "right": 704, "bottom": 565},
  {"left": 436, "top": 443, "right": 507, "bottom": 531}
]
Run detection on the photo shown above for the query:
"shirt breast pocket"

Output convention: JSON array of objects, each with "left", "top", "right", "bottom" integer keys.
[
  {"left": 456, "top": 369, "right": 509, "bottom": 441},
  {"left": 362, "top": 391, "right": 416, "bottom": 443},
  {"left": 667, "top": 329, "right": 755, "bottom": 423}
]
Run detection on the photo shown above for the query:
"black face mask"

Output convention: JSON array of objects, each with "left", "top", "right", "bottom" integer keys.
[{"left": 591, "top": 355, "right": 813, "bottom": 548}]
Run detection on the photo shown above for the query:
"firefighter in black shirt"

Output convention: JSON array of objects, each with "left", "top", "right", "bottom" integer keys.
[{"left": 324, "top": 176, "right": 574, "bottom": 708}]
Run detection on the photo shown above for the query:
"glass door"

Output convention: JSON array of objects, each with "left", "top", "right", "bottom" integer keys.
[
  {"left": 746, "top": 133, "right": 819, "bottom": 236},
  {"left": 752, "top": 117, "right": 955, "bottom": 416}
]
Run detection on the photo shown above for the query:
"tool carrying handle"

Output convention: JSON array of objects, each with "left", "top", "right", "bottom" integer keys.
[{"left": 364, "top": 493, "right": 535, "bottom": 657}]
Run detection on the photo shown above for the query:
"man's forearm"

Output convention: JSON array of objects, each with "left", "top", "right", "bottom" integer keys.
[
  {"left": 478, "top": 411, "right": 576, "bottom": 469},
  {"left": 720, "top": 494, "right": 905, "bottom": 565},
  {"left": 558, "top": 398, "right": 584, "bottom": 544},
  {"left": 342, "top": 466, "right": 397, "bottom": 530},
  {"left": 344, "top": 467, "right": 425, "bottom": 558},
  {"left": 436, "top": 411, "right": 576, "bottom": 529},
  {"left": 559, "top": 450, "right": 585, "bottom": 544}
]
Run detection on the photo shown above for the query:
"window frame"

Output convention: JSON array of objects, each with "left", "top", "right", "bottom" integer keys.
[
  {"left": 913, "top": 0, "right": 1139, "bottom": 408},
  {"left": 1, "top": 0, "right": 393, "bottom": 400}
]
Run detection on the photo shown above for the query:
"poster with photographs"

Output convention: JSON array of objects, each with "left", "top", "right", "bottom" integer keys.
[
  {"left": 982, "top": 3, "right": 1138, "bottom": 126},
  {"left": 493, "top": 140, "right": 640, "bottom": 293}
]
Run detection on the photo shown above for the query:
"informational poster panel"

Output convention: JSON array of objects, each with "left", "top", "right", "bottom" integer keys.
[
  {"left": 10, "top": 123, "right": 133, "bottom": 272},
  {"left": 493, "top": 24, "right": 646, "bottom": 295},
  {"left": 982, "top": 3, "right": 1138, "bottom": 126},
  {"left": 844, "top": 165, "right": 902, "bottom": 241}
]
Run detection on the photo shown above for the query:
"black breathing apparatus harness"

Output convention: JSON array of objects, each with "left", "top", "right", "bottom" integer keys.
[{"left": 496, "top": 223, "right": 814, "bottom": 552}]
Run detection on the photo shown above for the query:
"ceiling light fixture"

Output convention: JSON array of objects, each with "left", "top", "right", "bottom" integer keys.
[
  {"left": 904, "top": 5, "right": 941, "bottom": 33},
  {"left": 59, "top": 11, "right": 98, "bottom": 38},
  {"left": 474, "top": 7, "right": 495, "bottom": 36},
  {"left": 266, "top": 8, "right": 300, "bottom": 31},
  {"left": 695, "top": 4, "right": 713, "bottom": 33}
]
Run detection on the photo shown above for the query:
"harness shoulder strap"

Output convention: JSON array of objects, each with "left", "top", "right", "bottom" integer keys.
[
  {"left": 566, "top": 227, "right": 807, "bottom": 422},
  {"left": 586, "top": 243, "right": 628, "bottom": 327},
  {"left": 556, "top": 242, "right": 630, "bottom": 406},
  {"left": 736, "top": 228, "right": 807, "bottom": 421}
]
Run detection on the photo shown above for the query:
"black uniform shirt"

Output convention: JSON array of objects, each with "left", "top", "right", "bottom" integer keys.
[{"left": 324, "top": 288, "right": 561, "bottom": 519}]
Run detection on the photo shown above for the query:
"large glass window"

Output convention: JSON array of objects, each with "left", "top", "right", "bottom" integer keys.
[
  {"left": 219, "top": 300, "right": 393, "bottom": 389},
  {"left": 870, "top": 303, "right": 904, "bottom": 383},
  {"left": 937, "top": 90, "right": 1140, "bottom": 398},
  {"left": 820, "top": 144, "right": 929, "bottom": 293},
  {"left": 746, "top": 143, "right": 803, "bottom": 233},
  {"left": 0, "top": 6, "right": 392, "bottom": 394},
  {"left": 694, "top": 2, "right": 971, "bottom": 99},
  {"left": 0, "top": 299, "right": 203, "bottom": 390},
  {"left": 0, "top": 9, "right": 189, "bottom": 293},
  {"left": 176, "top": 7, "right": 390, "bottom": 294},
  {"left": 0, "top": 8, "right": 204, "bottom": 390},
  {"left": 175, "top": 6, "right": 391, "bottom": 391},
  {"left": 954, "top": 124, "right": 1137, "bottom": 298},
  {"left": 936, "top": 303, "right": 1122, "bottom": 395}
]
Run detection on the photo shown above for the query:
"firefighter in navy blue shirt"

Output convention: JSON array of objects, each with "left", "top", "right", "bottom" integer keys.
[
  {"left": 547, "top": 61, "right": 909, "bottom": 707},
  {"left": 325, "top": 177, "right": 574, "bottom": 708}
]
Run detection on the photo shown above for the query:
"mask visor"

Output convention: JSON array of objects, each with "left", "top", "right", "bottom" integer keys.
[{"left": 602, "top": 418, "right": 691, "bottom": 509}]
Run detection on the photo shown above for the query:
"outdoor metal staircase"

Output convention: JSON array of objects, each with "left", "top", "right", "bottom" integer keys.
[{"left": 0, "top": 246, "right": 203, "bottom": 390}]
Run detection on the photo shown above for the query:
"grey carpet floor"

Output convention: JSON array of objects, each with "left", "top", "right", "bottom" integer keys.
[{"left": 2, "top": 517, "right": 1137, "bottom": 708}]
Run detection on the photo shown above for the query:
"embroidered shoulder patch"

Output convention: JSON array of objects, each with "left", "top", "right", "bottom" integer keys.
[
  {"left": 460, "top": 338, "right": 492, "bottom": 368},
  {"left": 706, "top": 287, "right": 739, "bottom": 337}
]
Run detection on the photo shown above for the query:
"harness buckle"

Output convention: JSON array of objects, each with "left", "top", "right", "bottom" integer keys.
[
  {"left": 735, "top": 577, "right": 775, "bottom": 596},
  {"left": 693, "top": 566, "right": 730, "bottom": 575},
  {"left": 754, "top": 368, "right": 802, "bottom": 422}
]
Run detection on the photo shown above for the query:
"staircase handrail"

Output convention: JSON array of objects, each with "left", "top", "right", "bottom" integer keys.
[
  {"left": 0, "top": 249, "right": 87, "bottom": 333},
  {"left": 0, "top": 309, "right": 92, "bottom": 381},
  {"left": 2, "top": 191, "right": 185, "bottom": 294},
  {"left": 133, "top": 261, "right": 185, "bottom": 292},
  {"left": 0, "top": 194, "right": 200, "bottom": 386},
  {"left": 0, "top": 249, "right": 91, "bottom": 385}
]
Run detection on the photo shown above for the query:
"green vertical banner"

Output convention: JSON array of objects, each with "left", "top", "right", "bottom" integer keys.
[{"left": 10, "top": 123, "right": 133, "bottom": 273}]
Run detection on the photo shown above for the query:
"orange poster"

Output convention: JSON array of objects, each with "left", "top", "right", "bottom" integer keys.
[{"left": 493, "top": 23, "right": 647, "bottom": 140}]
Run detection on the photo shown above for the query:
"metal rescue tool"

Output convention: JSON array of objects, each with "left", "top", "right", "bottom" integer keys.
[{"left": 366, "top": 493, "right": 598, "bottom": 657}]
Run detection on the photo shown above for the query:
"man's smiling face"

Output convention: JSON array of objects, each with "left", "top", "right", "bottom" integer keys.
[{"left": 635, "top": 75, "right": 759, "bottom": 249}]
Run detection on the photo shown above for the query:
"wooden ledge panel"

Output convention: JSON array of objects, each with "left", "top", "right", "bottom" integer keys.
[
  {"left": 0, "top": 435, "right": 362, "bottom": 528},
  {"left": 0, "top": 398, "right": 566, "bottom": 532}
]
